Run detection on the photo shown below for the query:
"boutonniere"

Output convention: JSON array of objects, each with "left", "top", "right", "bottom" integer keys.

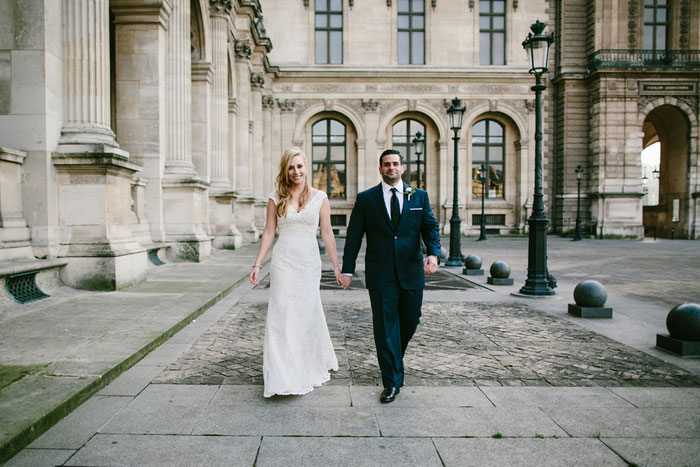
[{"left": 405, "top": 186, "right": 416, "bottom": 201}]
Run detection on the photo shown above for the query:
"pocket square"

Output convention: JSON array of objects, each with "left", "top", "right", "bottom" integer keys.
[{"left": 410, "top": 207, "right": 423, "bottom": 211}]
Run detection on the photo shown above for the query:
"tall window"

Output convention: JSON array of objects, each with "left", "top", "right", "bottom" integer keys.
[
  {"left": 479, "top": 0, "right": 505, "bottom": 65},
  {"left": 312, "top": 119, "right": 346, "bottom": 199},
  {"left": 315, "top": 0, "right": 342, "bottom": 64},
  {"left": 644, "top": 0, "right": 668, "bottom": 52},
  {"left": 398, "top": 0, "right": 425, "bottom": 65},
  {"left": 472, "top": 119, "right": 504, "bottom": 199},
  {"left": 392, "top": 119, "right": 426, "bottom": 189}
]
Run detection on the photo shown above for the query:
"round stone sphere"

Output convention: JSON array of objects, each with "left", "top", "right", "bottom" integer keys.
[
  {"left": 464, "top": 254, "right": 482, "bottom": 269},
  {"left": 573, "top": 280, "right": 607, "bottom": 307},
  {"left": 666, "top": 303, "right": 700, "bottom": 342},
  {"left": 489, "top": 261, "right": 511, "bottom": 278}
]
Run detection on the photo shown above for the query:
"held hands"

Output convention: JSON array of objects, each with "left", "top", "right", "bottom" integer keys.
[
  {"left": 333, "top": 265, "right": 342, "bottom": 285},
  {"left": 424, "top": 255, "right": 439, "bottom": 275},
  {"left": 339, "top": 274, "right": 353, "bottom": 291}
]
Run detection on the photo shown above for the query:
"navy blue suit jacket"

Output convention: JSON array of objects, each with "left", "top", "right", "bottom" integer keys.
[{"left": 342, "top": 182, "right": 441, "bottom": 290}]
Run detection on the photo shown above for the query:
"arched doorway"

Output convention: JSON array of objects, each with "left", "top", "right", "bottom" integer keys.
[{"left": 642, "top": 105, "right": 690, "bottom": 238}]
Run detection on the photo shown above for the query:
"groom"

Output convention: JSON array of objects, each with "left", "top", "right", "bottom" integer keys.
[{"left": 341, "top": 149, "right": 441, "bottom": 403}]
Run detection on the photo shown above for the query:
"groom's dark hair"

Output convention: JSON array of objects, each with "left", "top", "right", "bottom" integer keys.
[{"left": 379, "top": 149, "right": 403, "bottom": 166}]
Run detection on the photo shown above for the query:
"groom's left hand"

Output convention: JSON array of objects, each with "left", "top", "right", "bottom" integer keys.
[{"left": 424, "top": 255, "right": 438, "bottom": 275}]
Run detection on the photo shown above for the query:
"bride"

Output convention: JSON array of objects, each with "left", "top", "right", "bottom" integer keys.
[{"left": 249, "top": 147, "right": 340, "bottom": 397}]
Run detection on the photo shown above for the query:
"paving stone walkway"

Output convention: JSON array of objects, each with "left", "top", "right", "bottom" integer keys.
[{"left": 156, "top": 285, "right": 700, "bottom": 388}]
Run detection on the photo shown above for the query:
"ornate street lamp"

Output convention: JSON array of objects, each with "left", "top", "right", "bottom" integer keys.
[
  {"left": 478, "top": 164, "right": 488, "bottom": 241},
  {"left": 573, "top": 164, "right": 584, "bottom": 241},
  {"left": 520, "top": 20, "right": 555, "bottom": 295},
  {"left": 446, "top": 97, "right": 466, "bottom": 266},
  {"left": 412, "top": 131, "right": 425, "bottom": 188}
]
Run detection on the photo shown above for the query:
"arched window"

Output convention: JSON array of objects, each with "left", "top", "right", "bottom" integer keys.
[
  {"left": 312, "top": 119, "right": 346, "bottom": 199},
  {"left": 472, "top": 119, "right": 504, "bottom": 198},
  {"left": 392, "top": 119, "right": 426, "bottom": 189}
]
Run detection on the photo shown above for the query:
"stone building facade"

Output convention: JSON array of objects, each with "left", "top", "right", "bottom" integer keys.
[{"left": 1, "top": 0, "right": 698, "bottom": 291}]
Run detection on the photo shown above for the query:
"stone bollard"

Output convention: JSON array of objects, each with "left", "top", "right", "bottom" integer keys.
[
  {"left": 568, "top": 280, "right": 612, "bottom": 318},
  {"left": 487, "top": 261, "right": 514, "bottom": 285},
  {"left": 656, "top": 303, "right": 700, "bottom": 356},
  {"left": 462, "top": 254, "right": 484, "bottom": 275}
]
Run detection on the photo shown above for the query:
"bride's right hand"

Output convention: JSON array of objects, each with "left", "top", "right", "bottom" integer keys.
[{"left": 249, "top": 268, "right": 259, "bottom": 285}]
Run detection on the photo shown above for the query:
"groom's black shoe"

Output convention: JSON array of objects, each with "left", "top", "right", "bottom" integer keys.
[{"left": 380, "top": 387, "right": 400, "bottom": 403}]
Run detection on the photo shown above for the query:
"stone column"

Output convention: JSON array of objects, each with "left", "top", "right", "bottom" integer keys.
[
  {"left": 232, "top": 40, "right": 258, "bottom": 242},
  {"left": 54, "top": 0, "right": 146, "bottom": 290},
  {"left": 111, "top": 0, "right": 173, "bottom": 245},
  {"left": 250, "top": 72, "right": 266, "bottom": 232},
  {"left": 209, "top": 0, "right": 232, "bottom": 193},
  {"left": 262, "top": 94, "right": 275, "bottom": 196},
  {"left": 162, "top": 0, "right": 211, "bottom": 261},
  {"left": 0, "top": 148, "right": 32, "bottom": 261},
  {"left": 208, "top": 1, "right": 240, "bottom": 249},
  {"left": 59, "top": 0, "right": 117, "bottom": 147}
]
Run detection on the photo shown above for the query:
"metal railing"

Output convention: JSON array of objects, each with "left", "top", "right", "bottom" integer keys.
[{"left": 588, "top": 49, "right": 700, "bottom": 71}]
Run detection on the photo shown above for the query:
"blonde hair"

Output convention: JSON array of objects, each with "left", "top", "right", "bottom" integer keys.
[{"left": 275, "top": 147, "right": 310, "bottom": 217}]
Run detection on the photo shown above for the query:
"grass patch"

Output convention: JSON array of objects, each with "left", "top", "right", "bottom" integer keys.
[
  {"left": 0, "top": 365, "right": 44, "bottom": 390},
  {"left": 491, "top": 432, "right": 503, "bottom": 439}
]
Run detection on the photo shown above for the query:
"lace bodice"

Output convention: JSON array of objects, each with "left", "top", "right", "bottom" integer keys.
[{"left": 270, "top": 190, "right": 326, "bottom": 237}]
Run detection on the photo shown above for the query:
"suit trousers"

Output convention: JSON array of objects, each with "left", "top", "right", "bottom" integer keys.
[{"left": 368, "top": 277, "right": 423, "bottom": 388}]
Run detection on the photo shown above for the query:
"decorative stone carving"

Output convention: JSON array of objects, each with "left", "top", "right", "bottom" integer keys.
[
  {"left": 431, "top": 0, "right": 437, "bottom": 9},
  {"left": 525, "top": 100, "right": 536, "bottom": 112},
  {"left": 324, "top": 99, "right": 334, "bottom": 110},
  {"left": 278, "top": 99, "right": 297, "bottom": 112},
  {"left": 407, "top": 99, "right": 417, "bottom": 111},
  {"left": 680, "top": 0, "right": 690, "bottom": 49},
  {"left": 228, "top": 97, "right": 238, "bottom": 114},
  {"left": 513, "top": 0, "right": 518, "bottom": 10},
  {"left": 235, "top": 40, "right": 252, "bottom": 60},
  {"left": 262, "top": 95, "right": 274, "bottom": 109},
  {"left": 209, "top": 0, "right": 232, "bottom": 15},
  {"left": 628, "top": 0, "right": 638, "bottom": 49},
  {"left": 250, "top": 72, "right": 265, "bottom": 89},
  {"left": 469, "top": 0, "right": 474, "bottom": 10},
  {"left": 249, "top": 121, "right": 254, "bottom": 133},
  {"left": 303, "top": 0, "right": 309, "bottom": 7},
  {"left": 489, "top": 100, "right": 498, "bottom": 111}
]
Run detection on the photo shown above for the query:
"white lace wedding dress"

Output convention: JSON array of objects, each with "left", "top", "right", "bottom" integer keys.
[{"left": 263, "top": 190, "right": 338, "bottom": 397}]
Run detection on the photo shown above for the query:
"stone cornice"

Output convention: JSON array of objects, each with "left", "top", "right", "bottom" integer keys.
[{"left": 0, "top": 147, "right": 27, "bottom": 164}]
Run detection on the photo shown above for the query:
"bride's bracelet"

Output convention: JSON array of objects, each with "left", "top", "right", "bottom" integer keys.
[{"left": 252, "top": 264, "right": 262, "bottom": 269}]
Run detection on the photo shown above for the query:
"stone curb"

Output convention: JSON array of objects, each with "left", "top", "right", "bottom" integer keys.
[{"left": 0, "top": 268, "right": 251, "bottom": 464}]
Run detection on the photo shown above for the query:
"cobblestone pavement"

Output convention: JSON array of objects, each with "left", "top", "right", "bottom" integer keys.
[{"left": 156, "top": 279, "right": 700, "bottom": 388}]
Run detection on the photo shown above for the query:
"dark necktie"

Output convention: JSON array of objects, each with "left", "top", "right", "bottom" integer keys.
[{"left": 390, "top": 187, "right": 400, "bottom": 231}]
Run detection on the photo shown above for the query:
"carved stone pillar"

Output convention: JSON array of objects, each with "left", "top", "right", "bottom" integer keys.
[
  {"left": 111, "top": 0, "right": 173, "bottom": 245},
  {"left": 250, "top": 72, "right": 266, "bottom": 232},
  {"left": 209, "top": 0, "right": 232, "bottom": 192},
  {"left": 59, "top": 0, "right": 117, "bottom": 147},
  {"left": 162, "top": 0, "right": 211, "bottom": 260},
  {"left": 233, "top": 40, "right": 258, "bottom": 242},
  {"left": 54, "top": 0, "right": 147, "bottom": 290}
]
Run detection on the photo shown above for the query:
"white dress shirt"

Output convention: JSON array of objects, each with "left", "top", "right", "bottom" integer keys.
[{"left": 381, "top": 180, "right": 404, "bottom": 220}]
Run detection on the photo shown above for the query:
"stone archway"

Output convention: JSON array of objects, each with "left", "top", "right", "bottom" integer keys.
[{"left": 642, "top": 105, "right": 690, "bottom": 238}]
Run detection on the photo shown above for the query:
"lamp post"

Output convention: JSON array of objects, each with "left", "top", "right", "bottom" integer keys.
[
  {"left": 519, "top": 20, "right": 555, "bottom": 296},
  {"left": 412, "top": 131, "right": 425, "bottom": 189},
  {"left": 478, "top": 164, "right": 488, "bottom": 241},
  {"left": 446, "top": 97, "right": 466, "bottom": 266},
  {"left": 573, "top": 165, "right": 584, "bottom": 241}
]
